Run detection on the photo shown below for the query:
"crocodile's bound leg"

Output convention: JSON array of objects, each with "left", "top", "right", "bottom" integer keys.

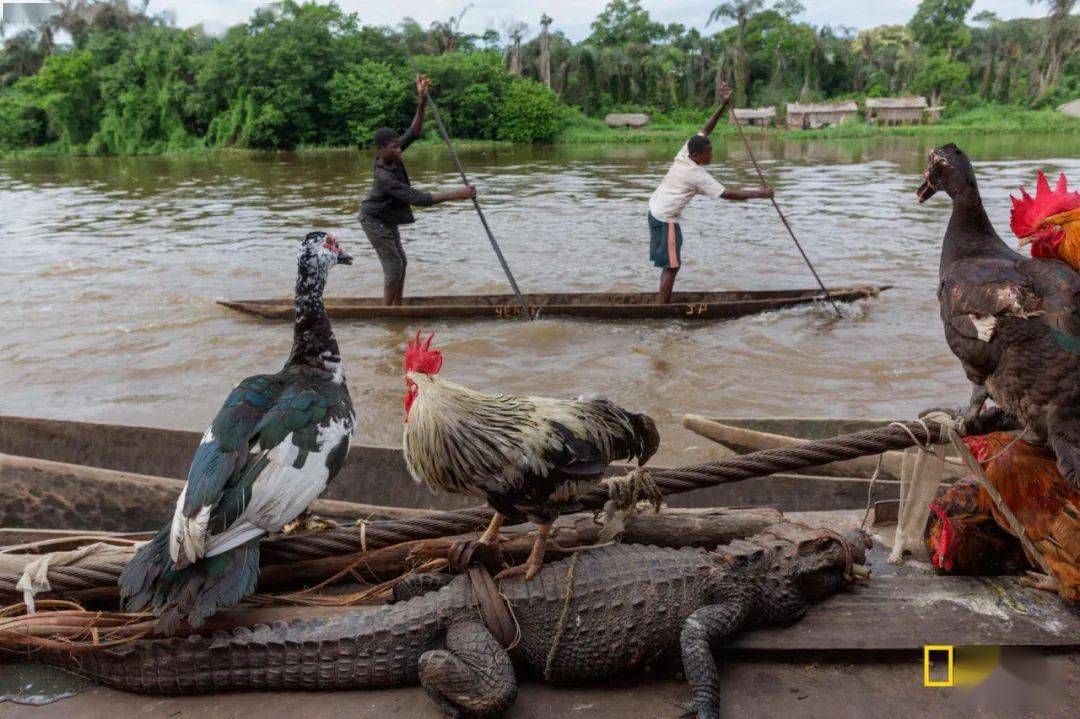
[
  {"left": 680, "top": 599, "right": 753, "bottom": 719},
  {"left": 477, "top": 513, "right": 506, "bottom": 545},
  {"left": 419, "top": 620, "right": 517, "bottom": 718},
  {"left": 494, "top": 523, "right": 550, "bottom": 581}
]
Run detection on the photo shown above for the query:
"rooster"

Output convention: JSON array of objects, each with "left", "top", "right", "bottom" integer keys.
[
  {"left": 925, "top": 476, "right": 1027, "bottom": 576},
  {"left": 940, "top": 433, "right": 1080, "bottom": 601},
  {"left": 401, "top": 332, "right": 660, "bottom": 580},
  {"left": 917, "top": 144, "right": 1080, "bottom": 488},
  {"left": 1010, "top": 171, "right": 1080, "bottom": 269}
]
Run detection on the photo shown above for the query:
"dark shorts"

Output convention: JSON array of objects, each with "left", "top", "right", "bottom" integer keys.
[
  {"left": 360, "top": 214, "right": 406, "bottom": 289},
  {"left": 648, "top": 212, "right": 683, "bottom": 269}
]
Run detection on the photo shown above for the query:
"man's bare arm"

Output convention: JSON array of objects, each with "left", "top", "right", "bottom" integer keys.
[
  {"left": 701, "top": 81, "right": 733, "bottom": 137},
  {"left": 721, "top": 187, "right": 774, "bottom": 201},
  {"left": 410, "top": 74, "right": 430, "bottom": 135}
]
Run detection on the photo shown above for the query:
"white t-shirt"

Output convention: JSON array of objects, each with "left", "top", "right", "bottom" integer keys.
[{"left": 648, "top": 134, "right": 726, "bottom": 223}]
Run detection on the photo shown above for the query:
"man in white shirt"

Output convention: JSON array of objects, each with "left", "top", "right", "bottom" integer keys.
[{"left": 648, "top": 82, "right": 774, "bottom": 304}]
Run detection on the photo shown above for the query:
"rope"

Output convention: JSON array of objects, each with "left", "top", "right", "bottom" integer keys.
[
  {"left": 860, "top": 453, "right": 885, "bottom": 530},
  {"left": 0, "top": 420, "right": 946, "bottom": 599},
  {"left": 543, "top": 552, "right": 578, "bottom": 682}
]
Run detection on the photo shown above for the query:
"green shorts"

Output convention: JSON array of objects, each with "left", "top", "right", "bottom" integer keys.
[{"left": 648, "top": 212, "right": 683, "bottom": 269}]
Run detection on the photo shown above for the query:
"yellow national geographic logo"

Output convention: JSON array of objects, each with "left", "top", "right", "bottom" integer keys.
[{"left": 924, "top": 645, "right": 954, "bottom": 687}]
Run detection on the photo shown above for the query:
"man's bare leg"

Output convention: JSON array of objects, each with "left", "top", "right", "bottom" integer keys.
[{"left": 658, "top": 267, "right": 679, "bottom": 305}]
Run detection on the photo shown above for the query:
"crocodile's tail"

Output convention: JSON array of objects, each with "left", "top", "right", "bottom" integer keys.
[{"left": 120, "top": 528, "right": 260, "bottom": 634}]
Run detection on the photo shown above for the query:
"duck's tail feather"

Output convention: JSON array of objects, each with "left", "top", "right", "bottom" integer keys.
[{"left": 120, "top": 532, "right": 261, "bottom": 635}]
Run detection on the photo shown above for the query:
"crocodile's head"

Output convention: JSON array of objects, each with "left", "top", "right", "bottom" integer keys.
[
  {"left": 716, "top": 523, "right": 870, "bottom": 603},
  {"left": 788, "top": 526, "right": 870, "bottom": 601}
]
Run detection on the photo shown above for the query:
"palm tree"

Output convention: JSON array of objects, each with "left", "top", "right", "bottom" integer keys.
[
  {"left": 539, "top": 14, "right": 553, "bottom": 87},
  {"left": 707, "top": 0, "right": 764, "bottom": 107},
  {"left": 1028, "top": 0, "right": 1077, "bottom": 92},
  {"left": 504, "top": 21, "right": 527, "bottom": 75},
  {"left": 429, "top": 4, "right": 473, "bottom": 55}
]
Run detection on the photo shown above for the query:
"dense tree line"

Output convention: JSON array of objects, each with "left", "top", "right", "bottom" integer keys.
[{"left": 0, "top": 0, "right": 1076, "bottom": 153}]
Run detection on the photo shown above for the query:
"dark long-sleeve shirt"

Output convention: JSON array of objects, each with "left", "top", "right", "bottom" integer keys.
[{"left": 359, "top": 128, "right": 433, "bottom": 225}]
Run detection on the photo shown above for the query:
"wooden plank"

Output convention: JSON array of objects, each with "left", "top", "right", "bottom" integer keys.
[{"left": 735, "top": 576, "right": 1080, "bottom": 650}]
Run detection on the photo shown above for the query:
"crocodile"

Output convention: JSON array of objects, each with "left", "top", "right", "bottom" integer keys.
[{"left": 56, "top": 523, "right": 867, "bottom": 718}]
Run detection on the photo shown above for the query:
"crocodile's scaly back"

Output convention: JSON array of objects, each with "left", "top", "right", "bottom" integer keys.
[
  {"left": 504, "top": 544, "right": 719, "bottom": 680},
  {"left": 68, "top": 578, "right": 474, "bottom": 693}
]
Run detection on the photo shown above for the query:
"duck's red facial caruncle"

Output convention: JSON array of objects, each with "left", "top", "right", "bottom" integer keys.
[
  {"left": 322, "top": 233, "right": 353, "bottom": 265},
  {"left": 403, "top": 330, "right": 443, "bottom": 420}
]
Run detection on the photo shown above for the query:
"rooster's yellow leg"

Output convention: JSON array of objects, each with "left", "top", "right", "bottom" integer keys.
[
  {"left": 494, "top": 523, "right": 551, "bottom": 581},
  {"left": 477, "top": 513, "right": 505, "bottom": 545}
]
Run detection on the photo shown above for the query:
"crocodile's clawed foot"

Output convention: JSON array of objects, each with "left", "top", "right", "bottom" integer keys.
[
  {"left": 1020, "top": 570, "right": 1060, "bottom": 595},
  {"left": 281, "top": 511, "right": 339, "bottom": 535},
  {"left": 495, "top": 522, "right": 550, "bottom": 581}
]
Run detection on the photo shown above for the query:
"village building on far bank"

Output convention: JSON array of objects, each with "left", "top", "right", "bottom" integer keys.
[
  {"left": 784, "top": 101, "right": 858, "bottom": 130},
  {"left": 731, "top": 106, "right": 776, "bottom": 127},
  {"left": 865, "top": 96, "right": 930, "bottom": 125}
]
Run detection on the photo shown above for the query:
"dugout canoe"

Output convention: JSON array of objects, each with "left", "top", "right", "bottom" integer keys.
[
  {"left": 0, "top": 415, "right": 905, "bottom": 530},
  {"left": 217, "top": 285, "right": 889, "bottom": 321}
]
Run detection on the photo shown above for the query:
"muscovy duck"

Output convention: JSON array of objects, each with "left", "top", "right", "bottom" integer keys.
[
  {"left": 917, "top": 144, "right": 1080, "bottom": 488},
  {"left": 120, "top": 231, "right": 356, "bottom": 632}
]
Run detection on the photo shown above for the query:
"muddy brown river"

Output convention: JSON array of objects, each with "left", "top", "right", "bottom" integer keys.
[{"left": 3, "top": 134, "right": 1080, "bottom": 464}]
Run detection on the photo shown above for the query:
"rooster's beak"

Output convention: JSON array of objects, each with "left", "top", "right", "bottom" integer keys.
[{"left": 1017, "top": 235, "right": 1034, "bottom": 247}]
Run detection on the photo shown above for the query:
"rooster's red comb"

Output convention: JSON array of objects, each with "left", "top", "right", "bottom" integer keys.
[
  {"left": 404, "top": 330, "right": 443, "bottom": 375},
  {"left": 1010, "top": 171, "right": 1080, "bottom": 239},
  {"left": 961, "top": 434, "right": 993, "bottom": 464}
]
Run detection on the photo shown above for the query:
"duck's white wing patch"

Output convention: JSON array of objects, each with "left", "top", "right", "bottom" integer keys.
[
  {"left": 968, "top": 313, "right": 997, "bottom": 342},
  {"left": 204, "top": 417, "right": 353, "bottom": 558},
  {"left": 168, "top": 485, "right": 212, "bottom": 565}
]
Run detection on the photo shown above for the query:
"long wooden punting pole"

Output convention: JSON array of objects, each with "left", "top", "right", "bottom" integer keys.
[
  {"left": 406, "top": 52, "right": 532, "bottom": 320},
  {"left": 728, "top": 108, "right": 843, "bottom": 318}
]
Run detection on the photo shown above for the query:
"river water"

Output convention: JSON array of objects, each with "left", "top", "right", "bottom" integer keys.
[{"left": 3, "top": 134, "right": 1080, "bottom": 464}]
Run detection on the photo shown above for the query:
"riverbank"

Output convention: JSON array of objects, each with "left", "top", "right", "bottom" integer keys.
[
  {"left": 556, "top": 105, "right": 1080, "bottom": 144},
  {"left": 4, "top": 106, "right": 1079, "bottom": 160}
]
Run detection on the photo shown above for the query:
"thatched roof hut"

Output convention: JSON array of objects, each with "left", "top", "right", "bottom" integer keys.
[
  {"left": 785, "top": 101, "right": 858, "bottom": 130},
  {"left": 732, "top": 107, "right": 776, "bottom": 127},
  {"left": 605, "top": 113, "right": 650, "bottom": 128},
  {"left": 865, "top": 96, "right": 929, "bottom": 125}
]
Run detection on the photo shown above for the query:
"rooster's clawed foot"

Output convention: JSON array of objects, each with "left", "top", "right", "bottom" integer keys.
[
  {"left": 281, "top": 511, "right": 340, "bottom": 534},
  {"left": 1020, "top": 571, "right": 1060, "bottom": 595}
]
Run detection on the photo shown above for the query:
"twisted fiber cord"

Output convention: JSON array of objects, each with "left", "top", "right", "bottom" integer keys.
[{"left": 0, "top": 421, "right": 944, "bottom": 596}]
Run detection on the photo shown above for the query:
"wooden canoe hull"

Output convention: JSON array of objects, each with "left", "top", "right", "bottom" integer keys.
[
  {"left": 218, "top": 285, "right": 889, "bottom": 321},
  {"left": 0, "top": 415, "right": 901, "bottom": 517}
]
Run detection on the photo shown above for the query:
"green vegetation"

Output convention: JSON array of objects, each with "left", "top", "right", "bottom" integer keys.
[{"left": 0, "top": 0, "right": 1077, "bottom": 156}]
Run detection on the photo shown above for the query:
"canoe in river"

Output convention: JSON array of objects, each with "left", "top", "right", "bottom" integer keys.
[{"left": 217, "top": 285, "right": 889, "bottom": 321}]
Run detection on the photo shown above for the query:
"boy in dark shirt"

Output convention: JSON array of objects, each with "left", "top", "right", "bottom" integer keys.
[{"left": 359, "top": 75, "right": 476, "bottom": 306}]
